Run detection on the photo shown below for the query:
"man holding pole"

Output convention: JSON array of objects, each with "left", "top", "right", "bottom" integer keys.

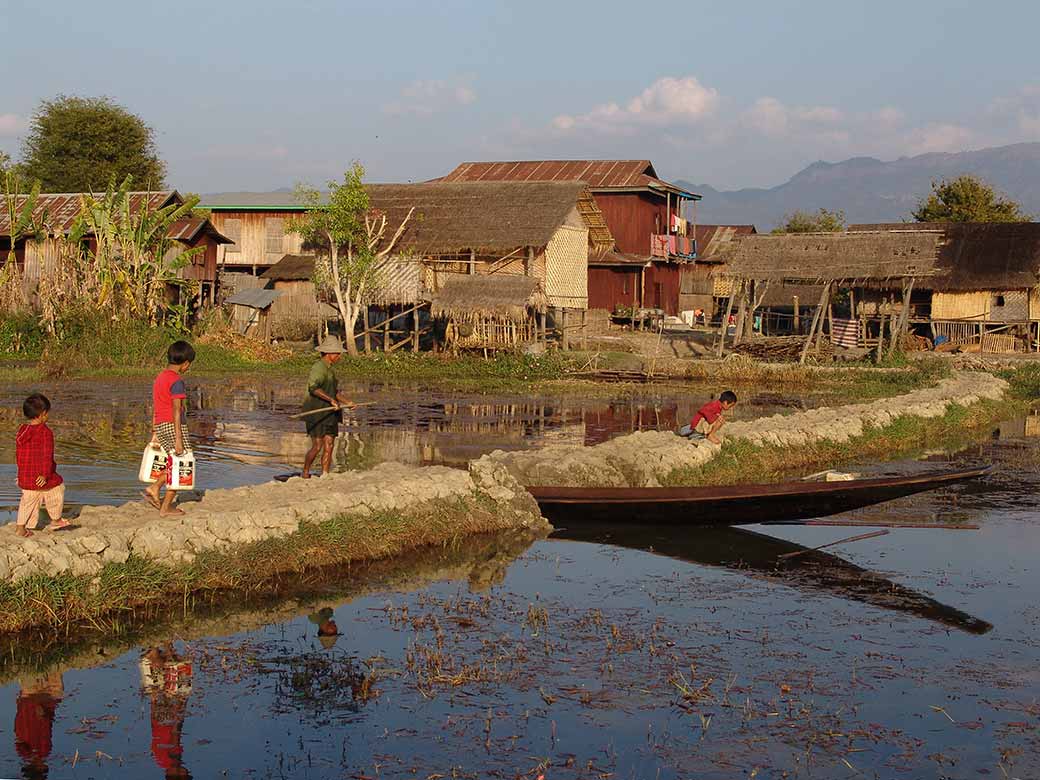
[{"left": 301, "top": 335, "right": 356, "bottom": 479}]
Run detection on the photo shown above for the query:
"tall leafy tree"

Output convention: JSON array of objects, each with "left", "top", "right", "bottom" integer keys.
[
  {"left": 20, "top": 96, "right": 166, "bottom": 192},
  {"left": 772, "top": 208, "right": 846, "bottom": 234},
  {"left": 913, "top": 175, "right": 1029, "bottom": 222},
  {"left": 289, "top": 163, "right": 413, "bottom": 355}
]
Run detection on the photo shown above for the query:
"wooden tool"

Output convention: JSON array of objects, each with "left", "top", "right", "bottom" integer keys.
[{"left": 289, "top": 402, "right": 375, "bottom": 420}]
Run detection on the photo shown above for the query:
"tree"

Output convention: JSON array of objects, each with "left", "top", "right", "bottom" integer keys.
[
  {"left": 20, "top": 96, "right": 166, "bottom": 192},
  {"left": 289, "top": 163, "right": 413, "bottom": 356},
  {"left": 913, "top": 175, "right": 1029, "bottom": 222},
  {"left": 772, "top": 208, "right": 846, "bottom": 234}
]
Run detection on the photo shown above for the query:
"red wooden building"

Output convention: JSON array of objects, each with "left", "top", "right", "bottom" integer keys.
[{"left": 436, "top": 160, "right": 701, "bottom": 315}]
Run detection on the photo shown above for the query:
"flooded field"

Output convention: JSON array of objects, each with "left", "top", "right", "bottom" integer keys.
[
  {"left": 0, "top": 376, "right": 1038, "bottom": 778},
  {"left": 0, "top": 375, "right": 827, "bottom": 522}
]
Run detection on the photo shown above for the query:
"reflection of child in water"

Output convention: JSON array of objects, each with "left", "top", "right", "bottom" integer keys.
[
  {"left": 14, "top": 670, "right": 64, "bottom": 780},
  {"left": 140, "top": 644, "right": 193, "bottom": 780},
  {"left": 309, "top": 607, "right": 341, "bottom": 650}
]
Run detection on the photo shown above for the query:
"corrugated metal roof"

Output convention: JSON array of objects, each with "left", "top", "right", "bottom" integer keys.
[
  {"left": 693, "top": 224, "right": 757, "bottom": 261},
  {"left": 435, "top": 160, "right": 700, "bottom": 199},
  {"left": 0, "top": 191, "right": 180, "bottom": 235},
  {"left": 167, "top": 218, "right": 233, "bottom": 244},
  {"left": 226, "top": 288, "right": 283, "bottom": 309}
]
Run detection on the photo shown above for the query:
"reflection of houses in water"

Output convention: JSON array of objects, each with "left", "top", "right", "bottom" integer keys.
[{"left": 582, "top": 401, "right": 685, "bottom": 446}]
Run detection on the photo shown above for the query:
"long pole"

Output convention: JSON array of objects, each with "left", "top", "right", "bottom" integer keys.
[
  {"left": 777, "top": 529, "right": 889, "bottom": 560},
  {"left": 799, "top": 282, "right": 831, "bottom": 364}
]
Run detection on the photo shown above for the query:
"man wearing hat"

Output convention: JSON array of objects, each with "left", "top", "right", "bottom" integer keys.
[{"left": 301, "top": 335, "right": 356, "bottom": 478}]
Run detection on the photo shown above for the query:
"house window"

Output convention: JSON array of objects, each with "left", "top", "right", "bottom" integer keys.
[
  {"left": 265, "top": 218, "right": 284, "bottom": 254},
  {"left": 223, "top": 219, "right": 242, "bottom": 254},
  {"left": 993, "top": 294, "right": 1006, "bottom": 307}
]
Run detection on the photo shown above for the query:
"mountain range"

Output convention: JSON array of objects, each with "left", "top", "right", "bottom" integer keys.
[{"left": 678, "top": 142, "right": 1040, "bottom": 230}]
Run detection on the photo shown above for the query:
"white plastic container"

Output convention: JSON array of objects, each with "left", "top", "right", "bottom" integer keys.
[
  {"left": 138, "top": 443, "right": 169, "bottom": 483},
  {"left": 168, "top": 449, "right": 197, "bottom": 491}
]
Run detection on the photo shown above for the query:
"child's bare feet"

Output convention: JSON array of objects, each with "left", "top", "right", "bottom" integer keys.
[
  {"left": 160, "top": 507, "right": 185, "bottom": 517},
  {"left": 141, "top": 490, "right": 161, "bottom": 510},
  {"left": 48, "top": 519, "right": 72, "bottom": 531},
  {"left": 15, "top": 526, "right": 33, "bottom": 537}
]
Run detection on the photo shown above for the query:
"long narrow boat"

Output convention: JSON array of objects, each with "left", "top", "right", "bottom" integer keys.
[{"left": 528, "top": 465, "right": 990, "bottom": 526}]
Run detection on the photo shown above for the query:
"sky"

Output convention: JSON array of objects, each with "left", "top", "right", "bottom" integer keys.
[{"left": 1, "top": 0, "right": 1039, "bottom": 192}]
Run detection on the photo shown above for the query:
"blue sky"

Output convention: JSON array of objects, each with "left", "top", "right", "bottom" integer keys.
[{"left": 1, "top": 0, "right": 1038, "bottom": 191}]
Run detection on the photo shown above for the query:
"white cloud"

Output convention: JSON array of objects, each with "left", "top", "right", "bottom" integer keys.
[
  {"left": 384, "top": 79, "right": 478, "bottom": 117},
  {"left": 0, "top": 113, "right": 26, "bottom": 137},
  {"left": 744, "top": 97, "right": 844, "bottom": 136},
  {"left": 553, "top": 76, "right": 719, "bottom": 133},
  {"left": 905, "top": 123, "right": 975, "bottom": 154}
]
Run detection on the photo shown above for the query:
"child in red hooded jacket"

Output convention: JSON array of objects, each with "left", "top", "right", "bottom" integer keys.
[{"left": 15, "top": 394, "right": 70, "bottom": 536}]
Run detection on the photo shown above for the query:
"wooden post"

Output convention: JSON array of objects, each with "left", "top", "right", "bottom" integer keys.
[
  {"left": 580, "top": 309, "right": 588, "bottom": 349},
  {"left": 469, "top": 249, "right": 475, "bottom": 275},
  {"left": 792, "top": 295, "right": 800, "bottom": 333},
  {"left": 412, "top": 305, "right": 420, "bottom": 351},
  {"left": 383, "top": 312, "right": 390, "bottom": 351},
  {"left": 799, "top": 283, "right": 831, "bottom": 364},
  {"left": 363, "top": 306, "right": 371, "bottom": 354},
  {"left": 888, "top": 278, "right": 915, "bottom": 356},
  {"left": 732, "top": 282, "right": 749, "bottom": 346},
  {"left": 816, "top": 285, "right": 833, "bottom": 355},
  {"left": 526, "top": 246, "right": 534, "bottom": 276},
  {"left": 561, "top": 308, "right": 570, "bottom": 351},
  {"left": 716, "top": 281, "right": 739, "bottom": 357},
  {"left": 874, "top": 313, "right": 888, "bottom": 363}
]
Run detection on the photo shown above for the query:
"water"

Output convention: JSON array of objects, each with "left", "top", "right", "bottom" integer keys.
[
  {"left": 0, "top": 375, "right": 825, "bottom": 521},
  {"left": 0, "top": 376, "right": 1038, "bottom": 778}
]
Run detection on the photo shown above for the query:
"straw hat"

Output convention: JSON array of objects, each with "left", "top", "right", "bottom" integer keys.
[{"left": 315, "top": 335, "right": 346, "bottom": 354}]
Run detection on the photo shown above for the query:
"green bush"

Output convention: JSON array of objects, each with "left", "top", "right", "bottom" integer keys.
[{"left": 0, "top": 315, "right": 46, "bottom": 359}]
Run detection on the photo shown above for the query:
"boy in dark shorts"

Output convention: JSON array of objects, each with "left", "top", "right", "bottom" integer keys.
[
  {"left": 301, "top": 335, "right": 355, "bottom": 479},
  {"left": 144, "top": 341, "right": 194, "bottom": 515},
  {"left": 679, "top": 390, "right": 737, "bottom": 444}
]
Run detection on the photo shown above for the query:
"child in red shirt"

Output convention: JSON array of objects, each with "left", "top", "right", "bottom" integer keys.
[
  {"left": 15, "top": 393, "right": 71, "bottom": 536},
  {"left": 681, "top": 390, "right": 737, "bottom": 444}
]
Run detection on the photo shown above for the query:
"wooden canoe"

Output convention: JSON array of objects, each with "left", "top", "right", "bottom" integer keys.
[{"left": 529, "top": 465, "right": 991, "bottom": 526}]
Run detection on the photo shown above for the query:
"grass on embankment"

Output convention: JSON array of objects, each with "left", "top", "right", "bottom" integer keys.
[
  {"left": 663, "top": 399, "right": 1016, "bottom": 487},
  {"left": 0, "top": 495, "right": 546, "bottom": 636}
]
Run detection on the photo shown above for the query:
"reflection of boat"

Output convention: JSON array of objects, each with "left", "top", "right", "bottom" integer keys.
[
  {"left": 530, "top": 466, "right": 991, "bottom": 526},
  {"left": 550, "top": 523, "right": 993, "bottom": 634}
]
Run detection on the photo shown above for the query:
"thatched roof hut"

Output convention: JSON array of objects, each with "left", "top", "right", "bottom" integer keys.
[
  {"left": 366, "top": 181, "right": 609, "bottom": 256},
  {"left": 431, "top": 275, "right": 546, "bottom": 323},
  {"left": 725, "top": 231, "right": 942, "bottom": 285},
  {"left": 850, "top": 222, "right": 1040, "bottom": 292}
]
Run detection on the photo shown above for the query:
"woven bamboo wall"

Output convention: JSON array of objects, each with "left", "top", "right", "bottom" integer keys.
[
  {"left": 544, "top": 225, "right": 588, "bottom": 309},
  {"left": 368, "top": 257, "right": 424, "bottom": 305},
  {"left": 713, "top": 275, "right": 735, "bottom": 297},
  {"left": 23, "top": 239, "right": 62, "bottom": 282},
  {"left": 931, "top": 290, "right": 1030, "bottom": 321}
]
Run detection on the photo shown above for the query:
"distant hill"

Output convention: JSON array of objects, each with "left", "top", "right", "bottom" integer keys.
[{"left": 679, "top": 143, "right": 1040, "bottom": 230}]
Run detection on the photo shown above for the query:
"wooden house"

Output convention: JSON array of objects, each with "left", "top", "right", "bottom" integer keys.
[
  {"left": 685, "top": 224, "right": 757, "bottom": 316},
  {"left": 198, "top": 192, "right": 309, "bottom": 275},
  {"left": 435, "top": 160, "right": 701, "bottom": 316},
  {"left": 850, "top": 222, "right": 1040, "bottom": 351},
  {"left": 723, "top": 231, "right": 943, "bottom": 360},
  {"left": 0, "top": 191, "right": 230, "bottom": 306}
]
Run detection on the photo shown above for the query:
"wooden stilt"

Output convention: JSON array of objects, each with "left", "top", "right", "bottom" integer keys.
[
  {"left": 815, "top": 285, "right": 833, "bottom": 355},
  {"left": 412, "top": 305, "right": 420, "bottom": 351},
  {"left": 363, "top": 307, "right": 371, "bottom": 354},
  {"left": 733, "top": 282, "right": 749, "bottom": 346},
  {"left": 716, "top": 281, "right": 739, "bottom": 357},
  {"left": 799, "top": 282, "right": 831, "bottom": 364},
  {"left": 792, "top": 295, "right": 800, "bottom": 333},
  {"left": 383, "top": 312, "right": 390, "bottom": 351}
]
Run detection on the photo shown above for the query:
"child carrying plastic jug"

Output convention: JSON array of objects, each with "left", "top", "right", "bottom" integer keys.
[{"left": 142, "top": 341, "right": 195, "bottom": 516}]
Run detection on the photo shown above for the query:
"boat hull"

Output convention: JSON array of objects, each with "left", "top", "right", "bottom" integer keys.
[{"left": 529, "top": 466, "right": 990, "bottom": 526}]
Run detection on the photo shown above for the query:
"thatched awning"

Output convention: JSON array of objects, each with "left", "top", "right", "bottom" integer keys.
[
  {"left": 431, "top": 274, "right": 545, "bottom": 323},
  {"left": 725, "top": 231, "right": 942, "bottom": 285},
  {"left": 261, "top": 254, "right": 316, "bottom": 281},
  {"left": 850, "top": 222, "right": 1040, "bottom": 292},
  {"left": 366, "top": 181, "right": 597, "bottom": 256}
]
